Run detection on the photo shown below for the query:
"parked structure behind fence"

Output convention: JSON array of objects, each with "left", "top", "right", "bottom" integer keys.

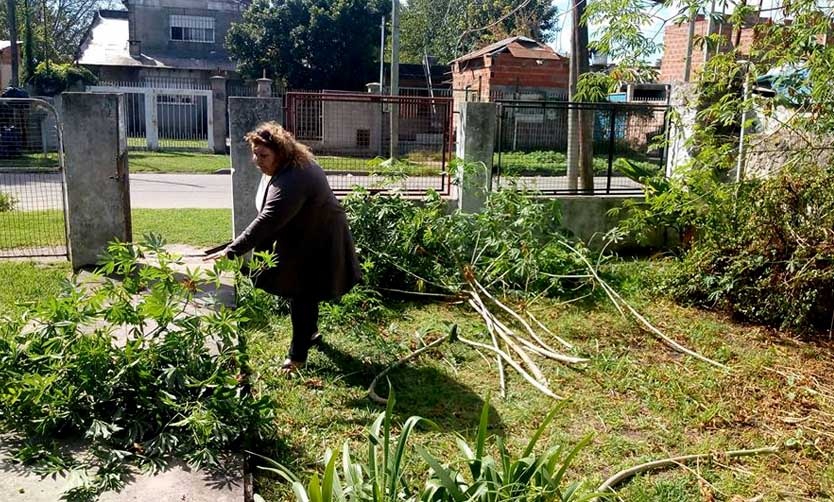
[{"left": 284, "top": 92, "right": 454, "bottom": 195}]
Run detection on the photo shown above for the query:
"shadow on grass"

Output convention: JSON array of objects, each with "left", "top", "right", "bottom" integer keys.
[{"left": 315, "top": 341, "right": 506, "bottom": 436}]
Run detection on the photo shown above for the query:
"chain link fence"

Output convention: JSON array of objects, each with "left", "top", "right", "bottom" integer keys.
[{"left": 0, "top": 98, "right": 67, "bottom": 258}]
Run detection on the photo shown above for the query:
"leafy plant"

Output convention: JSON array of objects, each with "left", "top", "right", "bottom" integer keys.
[
  {"left": 0, "top": 235, "right": 275, "bottom": 499},
  {"left": 29, "top": 62, "right": 97, "bottom": 96},
  {"left": 0, "top": 191, "right": 17, "bottom": 212},
  {"left": 256, "top": 391, "right": 602, "bottom": 501}
]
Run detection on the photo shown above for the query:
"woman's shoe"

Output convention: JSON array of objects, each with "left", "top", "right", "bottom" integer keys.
[{"left": 279, "top": 359, "right": 305, "bottom": 377}]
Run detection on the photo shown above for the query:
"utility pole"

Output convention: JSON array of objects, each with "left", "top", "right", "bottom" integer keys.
[
  {"left": 6, "top": 0, "right": 19, "bottom": 87},
  {"left": 389, "top": 0, "right": 400, "bottom": 160},
  {"left": 567, "top": 0, "right": 592, "bottom": 192},
  {"left": 379, "top": 15, "right": 385, "bottom": 95}
]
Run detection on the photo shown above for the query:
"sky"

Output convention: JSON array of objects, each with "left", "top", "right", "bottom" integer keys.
[{"left": 549, "top": 0, "right": 785, "bottom": 61}]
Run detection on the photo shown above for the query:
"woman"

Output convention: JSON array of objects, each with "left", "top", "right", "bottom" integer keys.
[{"left": 206, "top": 121, "right": 361, "bottom": 374}]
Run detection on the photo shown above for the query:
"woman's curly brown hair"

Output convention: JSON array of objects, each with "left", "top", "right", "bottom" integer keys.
[{"left": 244, "top": 121, "right": 315, "bottom": 167}]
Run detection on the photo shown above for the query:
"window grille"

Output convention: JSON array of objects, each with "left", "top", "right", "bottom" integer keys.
[{"left": 170, "top": 15, "right": 215, "bottom": 43}]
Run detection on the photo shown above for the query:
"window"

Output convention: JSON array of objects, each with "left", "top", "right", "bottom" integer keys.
[{"left": 170, "top": 15, "right": 215, "bottom": 43}]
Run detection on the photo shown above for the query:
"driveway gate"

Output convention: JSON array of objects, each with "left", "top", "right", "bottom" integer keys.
[{"left": 0, "top": 98, "right": 67, "bottom": 259}]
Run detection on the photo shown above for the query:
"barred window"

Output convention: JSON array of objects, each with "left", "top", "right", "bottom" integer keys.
[{"left": 170, "top": 15, "right": 215, "bottom": 43}]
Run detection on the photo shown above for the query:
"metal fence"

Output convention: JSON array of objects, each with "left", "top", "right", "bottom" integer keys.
[
  {"left": 493, "top": 100, "right": 669, "bottom": 195},
  {"left": 88, "top": 84, "right": 213, "bottom": 152},
  {"left": 0, "top": 98, "right": 67, "bottom": 259},
  {"left": 284, "top": 92, "right": 454, "bottom": 195}
]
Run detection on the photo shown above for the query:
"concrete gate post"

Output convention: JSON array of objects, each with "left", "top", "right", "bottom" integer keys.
[
  {"left": 456, "top": 101, "right": 497, "bottom": 213},
  {"left": 62, "top": 92, "right": 131, "bottom": 269},
  {"left": 210, "top": 75, "right": 228, "bottom": 154},
  {"left": 228, "top": 97, "right": 283, "bottom": 239}
]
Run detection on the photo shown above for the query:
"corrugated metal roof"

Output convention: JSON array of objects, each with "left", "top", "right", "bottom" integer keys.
[
  {"left": 77, "top": 11, "right": 235, "bottom": 71},
  {"left": 451, "top": 36, "right": 562, "bottom": 64},
  {"left": 507, "top": 45, "right": 563, "bottom": 60}
]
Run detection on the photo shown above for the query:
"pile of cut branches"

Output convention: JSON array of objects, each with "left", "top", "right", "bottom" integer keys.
[{"left": 344, "top": 188, "right": 728, "bottom": 401}]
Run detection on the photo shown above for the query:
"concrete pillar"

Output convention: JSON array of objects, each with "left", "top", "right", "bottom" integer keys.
[
  {"left": 456, "top": 102, "right": 496, "bottom": 213},
  {"left": 144, "top": 89, "right": 159, "bottom": 151},
  {"left": 210, "top": 75, "right": 227, "bottom": 154},
  {"left": 256, "top": 78, "right": 273, "bottom": 98},
  {"left": 228, "top": 97, "right": 283, "bottom": 238},
  {"left": 62, "top": 93, "right": 131, "bottom": 269}
]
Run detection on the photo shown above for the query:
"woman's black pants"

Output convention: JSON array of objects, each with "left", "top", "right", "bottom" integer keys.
[{"left": 288, "top": 297, "right": 319, "bottom": 363}]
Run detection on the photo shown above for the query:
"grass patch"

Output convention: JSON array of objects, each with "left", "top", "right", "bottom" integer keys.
[
  {"left": 132, "top": 208, "right": 231, "bottom": 247},
  {"left": 125, "top": 151, "right": 443, "bottom": 175},
  {"left": 246, "top": 259, "right": 833, "bottom": 500},
  {"left": 0, "top": 261, "right": 70, "bottom": 314},
  {"left": 129, "top": 151, "right": 229, "bottom": 174},
  {"left": 0, "top": 209, "right": 231, "bottom": 249},
  {"left": 0, "top": 210, "right": 65, "bottom": 249},
  {"left": 496, "top": 149, "right": 661, "bottom": 176}
]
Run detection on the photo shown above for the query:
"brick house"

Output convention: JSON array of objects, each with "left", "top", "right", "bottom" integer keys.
[
  {"left": 659, "top": 14, "right": 766, "bottom": 83},
  {"left": 451, "top": 36, "right": 569, "bottom": 101}
]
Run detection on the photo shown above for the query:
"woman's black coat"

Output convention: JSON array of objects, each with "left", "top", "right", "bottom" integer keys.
[{"left": 227, "top": 161, "right": 361, "bottom": 300}]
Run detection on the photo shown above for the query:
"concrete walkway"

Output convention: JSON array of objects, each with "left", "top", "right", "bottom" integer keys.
[{"left": 0, "top": 246, "right": 244, "bottom": 502}]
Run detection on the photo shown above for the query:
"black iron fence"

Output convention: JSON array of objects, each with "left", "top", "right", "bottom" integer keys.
[
  {"left": 284, "top": 92, "right": 454, "bottom": 195},
  {"left": 494, "top": 100, "right": 669, "bottom": 195}
]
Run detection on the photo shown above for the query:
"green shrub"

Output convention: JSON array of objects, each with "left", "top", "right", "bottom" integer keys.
[
  {"left": 343, "top": 188, "right": 591, "bottom": 298},
  {"left": 29, "top": 62, "right": 98, "bottom": 96},
  {"left": 0, "top": 235, "right": 275, "bottom": 498},
  {"left": 0, "top": 191, "right": 17, "bottom": 212},
  {"left": 662, "top": 163, "right": 834, "bottom": 332}
]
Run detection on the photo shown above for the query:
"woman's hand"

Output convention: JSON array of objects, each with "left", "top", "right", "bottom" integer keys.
[{"left": 203, "top": 248, "right": 229, "bottom": 262}]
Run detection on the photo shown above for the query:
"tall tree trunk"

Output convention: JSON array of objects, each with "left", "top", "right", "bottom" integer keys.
[{"left": 575, "top": 0, "right": 594, "bottom": 193}]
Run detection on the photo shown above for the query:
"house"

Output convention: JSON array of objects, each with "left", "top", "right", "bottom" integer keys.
[
  {"left": 77, "top": 1, "right": 241, "bottom": 87},
  {"left": 451, "top": 36, "right": 569, "bottom": 101},
  {"left": 0, "top": 41, "right": 22, "bottom": 89},
  {"left": 659, "top": 14, "right": 771, "bottom": 84}
]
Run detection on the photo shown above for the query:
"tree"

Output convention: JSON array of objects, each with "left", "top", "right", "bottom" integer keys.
[
  {"left": 399, "top": 0, "right": 559, "bottom": 64},
  {"left": 226, "top": 0, "right": 388, "bottom": 90}
]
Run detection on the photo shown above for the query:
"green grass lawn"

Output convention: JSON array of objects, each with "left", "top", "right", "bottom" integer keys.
[
  {"left": 0, "top": 261, "right": 71, "bottom": 314},
  {"left": 0, "top": 250, "right": 831, "bottom": 499},
  {"left": 125, "top": 150, "right": 443, "bottom": 175},
  {"left": 128, "top": 151, "right": 230, "bottom": 174},
  {"left": 497, "top": 150, "right": 661, "bottom": 176},
  {"left": 0, "top": 209, "right": 231, "bottom": 249},
  {"left": 247, "top": 260, "right": 834, "bottom": 500}
]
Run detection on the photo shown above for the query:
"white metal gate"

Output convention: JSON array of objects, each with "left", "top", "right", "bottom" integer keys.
[{"left": 86, "top": 85, "right": 214, "bottom": 152}]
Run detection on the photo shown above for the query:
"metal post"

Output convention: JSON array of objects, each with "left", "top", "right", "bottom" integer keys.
[
  {"left": 736, "top": 64, "right": 751, "bottom": 182},
  {"left": 389, "top": 0, "right": 400, "bottom": 160},
  {"left": 379, "top": 15, "right": 385, "bottom": 94},
  {"left": 607, "top": 107, "right": 616, "bottom": 194}
]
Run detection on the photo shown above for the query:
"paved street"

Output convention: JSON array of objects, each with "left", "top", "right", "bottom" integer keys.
[{"left": 0, "top": 172, "right": 641, "bottom": 211}]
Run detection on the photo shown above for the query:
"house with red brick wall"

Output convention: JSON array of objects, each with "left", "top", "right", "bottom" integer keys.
[
  {"left": 659, "top": 15, "right": 775, "bottom": 84},
  {"left": 451, "top": 36, "right": 569, "bottom": 101}
]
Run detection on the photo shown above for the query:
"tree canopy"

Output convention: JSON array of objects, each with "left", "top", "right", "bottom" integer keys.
[
  {"left": 226, "top": 0, "right": 388, "bottom": 90},
  {"left": 400, "top": 0, "right": 560, "bottom": 64}
]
